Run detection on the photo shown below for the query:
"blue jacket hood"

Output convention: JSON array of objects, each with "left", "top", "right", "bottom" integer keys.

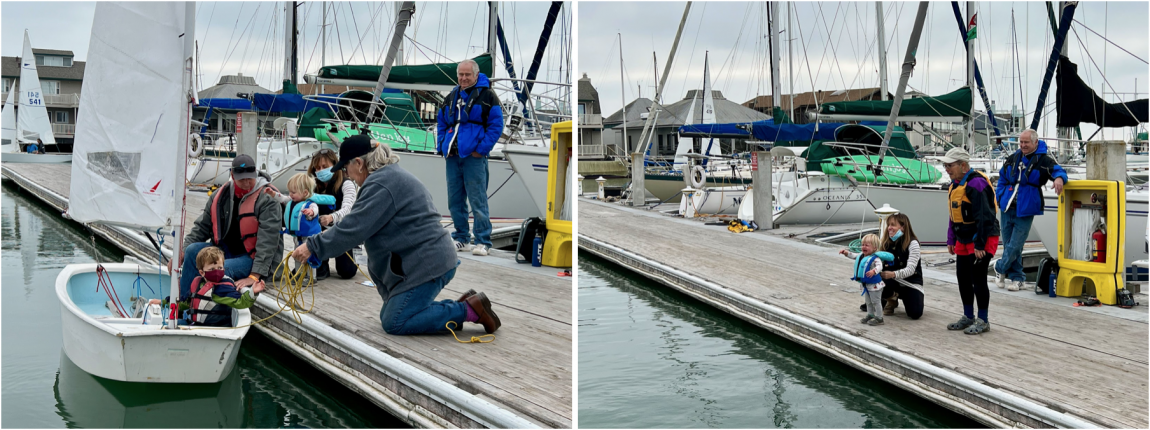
[{"left": 466, "top": 73, "right": 492, "bottom": 91}]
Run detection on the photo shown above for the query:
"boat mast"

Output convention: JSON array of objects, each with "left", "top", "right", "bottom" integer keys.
[
  {"left": 619, "top": 33, "right": 628, "bottom": 155},
  {"left": 366, "top": 1, "right": 415, "bottom": 121},
  {"left": 876, "top": 2, "right": 931, "bottom": 169},
  {"left": 488, "top": 2, "right": 498, "bottom": 57},
  {"left": 283, "top": 2, "right": 298, "bottom": 90},
  {"left": 769, "top": 3, "right": 782, "bottom": 114},
  {"left": 172, "top": 1, "right": 197, "bottom": 328},
  {"left": 1056, "top": 1, "right": 1074, "bottom": 145},
  {"left": 396, "top": 2, "right": 405, "bottom": 66},
  {"left": 788, "top": 2, "right": 794, "bottom": 117},
  {"left": 321, "top": 2, "right": 326, "bottom": 94},
  {"left": 966, "top": 2, "right": 975, "bottom": 155},
  {"left": 877, "top": 1, "right": 889, "bottom": 101},
  {"left": 629, "top": 1, "right": 691, "bottom": 206}
]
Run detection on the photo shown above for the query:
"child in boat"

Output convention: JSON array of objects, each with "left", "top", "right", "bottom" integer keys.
[
  {"left": 839, "top": 234, "right": 894, "bottom": 326},
  {"left": 184, "top": 246, "right": 262, "bottom": 327},
  {"left": 283, "top": 173, "right": 336, "bottom": 283}
]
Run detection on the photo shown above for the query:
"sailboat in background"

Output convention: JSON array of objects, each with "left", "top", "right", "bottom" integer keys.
[
  {"left": 3, "top": 30, "right": 71, "bottom": 163},
  {"left": 56, "top": 2, "right": 249, "bottom": 383},
  {"left": 1, "top": 89, "right": 15, "bottom": 150}
]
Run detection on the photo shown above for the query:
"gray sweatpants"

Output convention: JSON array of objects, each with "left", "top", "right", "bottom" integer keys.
[{"left": 863, "top": 285, "right": 884, "bottom": 317}]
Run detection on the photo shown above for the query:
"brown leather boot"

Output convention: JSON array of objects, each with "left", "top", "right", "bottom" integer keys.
[
  {"left": 464, "top": 292, "right": 501, "bottom": 334},
  {"left": 883, "top": 292, "right": 899, "bottom": 315},
  {"left": 457, "top": 289, "right": 478, "bottom": 302}
]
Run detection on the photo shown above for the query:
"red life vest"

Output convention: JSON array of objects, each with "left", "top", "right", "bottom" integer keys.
[
  {"left": 188, "top": 276, "right": 232, "bottom": 324},
  {"left": 210, "top": 182, "right": 275, "bottom": 258}
]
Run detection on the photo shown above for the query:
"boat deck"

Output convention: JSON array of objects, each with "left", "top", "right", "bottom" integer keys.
[
  {"left": 2, "top": 163, "right": 572, "bottom": 428},
  {"left": 580, "top": 197, "right": 1148, "bottom": 428}
]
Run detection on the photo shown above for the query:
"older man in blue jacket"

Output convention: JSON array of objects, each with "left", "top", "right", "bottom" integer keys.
[
  {"left": 436, "top": 59, "right": 504, "bottom": 257},
  {"left": 993, "top": 129, "right": 1068, "bottom": 291}
]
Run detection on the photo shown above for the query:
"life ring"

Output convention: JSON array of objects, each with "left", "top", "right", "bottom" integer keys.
[
  {"left": 188, "top": 134, "right": 204, "bottom": 158},
  {"left": 688, "top": 165, "right": 706, "bottom": 189}
]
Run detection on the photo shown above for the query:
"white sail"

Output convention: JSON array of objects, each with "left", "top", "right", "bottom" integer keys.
[
  {"left": 701, "top": 53, "right": 720, "bottom": 157},
  {"left": 1, "top": 89, "right": 15, "bottom": 150},
  {"left": 673, "top": 83, "right": 699, "bottom": 170},
  {"left": 17, "top": 30, "right": 56, "bottom": 144},
  {"left": 68, "top": 2, "right": 190, "bottom": 230}
]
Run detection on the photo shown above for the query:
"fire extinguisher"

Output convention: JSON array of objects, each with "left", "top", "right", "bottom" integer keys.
[{"left": 1091, "top": 228, "right": 1107, "bottom": 263}]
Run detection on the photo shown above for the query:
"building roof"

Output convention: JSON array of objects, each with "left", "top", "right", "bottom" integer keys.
[
  {"left": 577, "top": 73, "right": 601, "bottom": 114},
  {"left": 32, "top": 48, "right": 74, "bottom": 57},
  {"left": 605, "top": 90, "right": 770, "bottom": 128},
  {"left": 1, "top": 56, "right": 87, "bottom": 80},
  {"left": 284, "top": 83, "right": 375, "bottom": 95},
  {"left": 197, "top": 74, "right": 273, "bottom": 99},
  {"left": 744, "top": 87, "right": 887, "bottom": 111}
]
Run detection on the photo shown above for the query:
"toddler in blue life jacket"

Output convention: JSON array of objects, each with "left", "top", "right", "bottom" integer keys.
[
  {"left": 840, "top": 234, "right": 894, "bottom": 326},
  {"left": 284, "top": 173, "right": 336, "bottom": 282}
]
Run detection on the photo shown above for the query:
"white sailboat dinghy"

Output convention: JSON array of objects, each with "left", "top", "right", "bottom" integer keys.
[
  {"left": 3, "top": 30, "right": 71, "bottom": 164},
  {"left": 58, "top": 2, "right": 250, "bottom": 384}
]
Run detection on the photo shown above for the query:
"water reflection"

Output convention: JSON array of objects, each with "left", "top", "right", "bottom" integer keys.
[
  {"left": 580, "top": 254, "right": 984, "bottom": 429},
  {"left": 54, "top": 351, "right": 244, "bottom": 428}
]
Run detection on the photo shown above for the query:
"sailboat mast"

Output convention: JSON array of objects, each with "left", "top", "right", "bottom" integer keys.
[
  {"left": 366, "top": 1, "right": 415, "bottom": 121},
  {"left": 619, "top": 33, "right": 628, "bottom": 155},
  {"left": 321, "top": 2, "right": 326, "bottom": 94},
  {"left": 876, "top": 2, "right": 931, "bottom": 167},
  {"left": 788, "top": 2, "right": 794, "bottom": 115},
  {"left": 488, "top": 2, "right": 498, "bottom": 56},
  {"left": 966, "top": 2, "right": 975, "bottom": 154},
  {"left": 769, "top": 3, "right": 782, "bottom": 111},
  {"left": 283, "top": 2, "right": 297, "bottom": 89},
  {"left": 877, "top": 2, "right": 889, "bottom": 101},
  {"left": 171, "top": 1, "right": 197, "bottom": 328},
  {"left": 1056, "top": 1, "right": 1073, "bottom": 143}
]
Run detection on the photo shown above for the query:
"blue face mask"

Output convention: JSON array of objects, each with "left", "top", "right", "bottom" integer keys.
[
  {"left": 890, "top": 230, "right": 904, "bottom": 241},
  {"left": 315, "top": 167, "right": 333, "bottom": 182}
]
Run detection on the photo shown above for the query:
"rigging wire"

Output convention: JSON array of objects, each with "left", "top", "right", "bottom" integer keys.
[{"left": 1071, "top": 19, "right": 1147, "bottom": 64}]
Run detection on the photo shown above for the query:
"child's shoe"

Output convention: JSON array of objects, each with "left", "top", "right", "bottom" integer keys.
[
  {"left": 867, "top": 317, "right": 885, "bottom": 326},
  {"left": 860, "top": 314, "right": 874, "bottom": 324}
]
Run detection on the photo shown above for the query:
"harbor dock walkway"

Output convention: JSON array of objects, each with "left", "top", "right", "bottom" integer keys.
[
  {"left": 3, "top": 163, "right": 571, "bottom": 429},
  {"left": 580, "top": 198, "right": 1147, "bottom": 429}
]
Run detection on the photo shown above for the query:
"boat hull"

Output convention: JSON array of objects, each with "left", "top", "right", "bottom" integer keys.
[
  {"left": 56, "top": 263, "right": 249, "bottom": 383},
  {"left": 503, "top": 145, "right": 551, "bottom": 217}
]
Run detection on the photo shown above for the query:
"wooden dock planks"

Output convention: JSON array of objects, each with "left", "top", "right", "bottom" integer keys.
[
  {"left": 2, "top": 163, "right": 572, "bottom": 428},
  {"left": 580, "top": 198, "right": 1147, "bottom": 429}
]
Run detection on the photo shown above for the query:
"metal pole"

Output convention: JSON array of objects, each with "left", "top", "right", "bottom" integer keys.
[
  {"left": 877, "top": 1, "right": 889, "bottom": 101},
  {"left": 619, "top": 33, "right": 628, "bottom": 155},
  {"left": 321, "top": 2, "right": 326, "bottom": 94},
  {"left": 788, "top": 2, "right": 794, "bottom": 117},
  {"left": 171, "top": 1, "right": 197, "bottom": 327},
  {"left": 630, "top": 1, "right": 691, "bottom": 206},
  {"left": 769, "top": 3, "right": 782, "bottom": 111},
  {"left": 366, "top": 1, "right": 415, "bottom": 121},
  {"left": 966, "top": 2, "right": 975, "bottom": 154},
  {"left": 1056, "top": 1, "right": 1073, "bottom": 145},
  {"left": 488, "top": 1, "right": 498, "bottom": 56},
  {"left": 876, "top": 2, "right": 931, "bottom": 168}
]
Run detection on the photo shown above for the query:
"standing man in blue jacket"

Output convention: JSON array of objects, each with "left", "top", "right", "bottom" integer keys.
[
  {"left": 436, "top": 58, "right": 504, "bottom": 257},
  {"left": 993, "top": 129, "right": 1068, "bottom": 291}
]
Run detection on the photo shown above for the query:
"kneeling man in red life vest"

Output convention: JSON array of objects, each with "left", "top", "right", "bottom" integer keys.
[
  {"left": 173, "top": 154, "right": 284, "bottom": 302},
  {"left": 183, "top": 246, "right": 264, "bottom": 327}
]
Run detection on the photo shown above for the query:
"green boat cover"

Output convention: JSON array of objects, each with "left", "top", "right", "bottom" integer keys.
[
  {"left": 317, "top": 54, "right": 493, "bottom": 86},
  {"left": 800, "top": 124, "right": 917, "bottom": 171},
  {"left": 820, "top": 155, "right": 944, "bottom": 184},
  {"left": 1138, "top": 132, "right": 1148, "bottom": 142},
  {"left": 819, "top": 87, "right": 972, "bottom": 119},
  {"left": 298, "top": 107, "right": 336, "bottom": 140},
  {"left": 378, "top": 93, "right": 425, "bottom": 129}
]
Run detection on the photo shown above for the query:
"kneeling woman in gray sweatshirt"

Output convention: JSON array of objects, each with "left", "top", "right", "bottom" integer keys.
[{"left": 290, "top": 135, "right": 501, "bottom": 335}]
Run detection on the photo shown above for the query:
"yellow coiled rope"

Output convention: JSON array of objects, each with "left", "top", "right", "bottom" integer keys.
[{"left": 445, "top": 321, "right": 495, "bottom": 343}]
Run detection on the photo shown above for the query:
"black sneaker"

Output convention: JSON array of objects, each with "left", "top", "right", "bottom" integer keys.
[{"left": 315, "top": 262, "right": 330, "bottom": 281}]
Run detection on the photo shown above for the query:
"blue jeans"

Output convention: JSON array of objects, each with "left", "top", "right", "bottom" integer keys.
[
  {"left": 180, "top": 241, "right": 253, "bottom": 301},
  {"left": 379, "top": 268, "right": 467, "bottom": 335},
  {"left": 995, "top": 207, "right": 1033, "bottom": 282},
  {"left": 446, "top": 155, "right": 492, "bottom": 248}
]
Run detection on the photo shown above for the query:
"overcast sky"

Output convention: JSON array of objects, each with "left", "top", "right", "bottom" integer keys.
[
  {"left": 580, "top": 1, "right": 1149, "bottom": 139},
  {"left": 3, "top": 1, "right": 572, "bottom": 97}
]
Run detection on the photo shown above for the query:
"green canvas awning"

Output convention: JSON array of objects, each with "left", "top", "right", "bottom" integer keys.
[
  {"left": 802, "top": 124, "right": 918, "bottom": 171},
  {"left": 317, "top": 54, "right": 493, "bottom": 87},
  {"left": 819, "top": 87, "right": 972, "bottom": 120}
]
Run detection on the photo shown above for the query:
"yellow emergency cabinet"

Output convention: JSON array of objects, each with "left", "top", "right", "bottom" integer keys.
[
  {"left": 1055, "top": 180, "right": 1126, "bottom": 304},
  {"left": 542, "top": 121, "right": 572, "bottom": 268}
]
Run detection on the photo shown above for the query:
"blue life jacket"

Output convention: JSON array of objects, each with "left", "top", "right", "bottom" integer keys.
[
  {"left": 851, "top": 251, "right": 894, "bottom": 286},
  {"left": 995, "top": 140, "right": 1069, "bottom": 217},
  {"left": 283, "top": 194, "right": 336, "bottom": 238},
  {"left": 435, "top": 73, "right": 504, "bottom": 157}
]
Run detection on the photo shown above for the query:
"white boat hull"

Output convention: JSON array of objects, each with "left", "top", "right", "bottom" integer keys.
[
  {"left": 503, "top": 145, "right": 551, "bottom": 217},
  {"left": 56, "top": 263, "right": 249, "bottom": 383},
  {"left": 2, "top": 152, "right": 72, "bottom": 163}
]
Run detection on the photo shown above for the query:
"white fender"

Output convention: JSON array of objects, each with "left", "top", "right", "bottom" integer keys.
[{"left": 188, "top": 133, "right": 204, "bottom": 158}]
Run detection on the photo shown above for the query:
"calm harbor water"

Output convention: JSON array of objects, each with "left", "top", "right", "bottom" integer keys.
[
  {"left": 1, "top": 183, "right": 407, "bottom": 428},
  {"left": 578, "top": 253, "right": 985, "bottom": 429}
]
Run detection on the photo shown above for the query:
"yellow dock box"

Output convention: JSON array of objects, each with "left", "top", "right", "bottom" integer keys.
[
  {"left": 1055, "top": 180, "right": 1127, "bottom": 304},
  {"left": 542, "top": 121, "right": 572, "bottom": 268}
]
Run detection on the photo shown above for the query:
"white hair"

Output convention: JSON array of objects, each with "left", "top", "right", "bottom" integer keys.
[
  {"left": 1020, "top": 128, "right": 1038, "bottom": 141},
  {"left": 459, "top": 59, "right": 480, "bottom": 74},
  {"left": 359, "top": 141, "right": 401, "bottom": 174}
]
